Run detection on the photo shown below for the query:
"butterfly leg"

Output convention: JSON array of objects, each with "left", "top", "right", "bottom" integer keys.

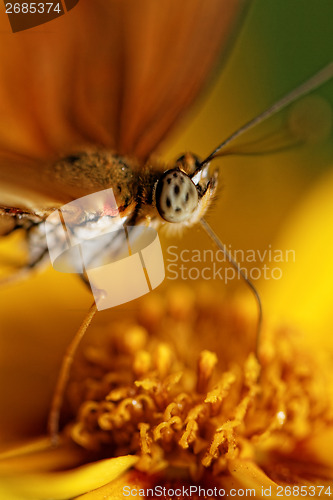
[
  {"left": 0, "top": 204, "right": 40, "bottom": 236},
  {"left": 0, "top": 213, "right": 50, "bottom": 286},
  {"left": 0, "top": 204, "right": 42, "bottom": 219},
  {"left": 200, "top": 218, "right": 262, "bottom": 359},
  {"left": 48, "top": 301, "right": 98, "bottom": 446},
  {"left": 0, "top": 205, "right": 99, "bottom": 444},
  {"left": 47, "top": 221, "right": 138, "bottom": 444}
]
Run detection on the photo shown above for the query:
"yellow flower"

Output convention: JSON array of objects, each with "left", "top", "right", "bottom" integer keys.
[
  {"left": 3, "top": 158, "right": 333, "bottom": 498},
  {"left": 2, "top": 187, "right": 333, "bottom": 500},
  {"left": 0, "top": 291, "right": 328, "bottom": 498}
]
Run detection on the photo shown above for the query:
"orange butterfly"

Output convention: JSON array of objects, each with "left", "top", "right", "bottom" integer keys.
[{"left": 0, "top": 0, "right": 249, "bottom": 282}]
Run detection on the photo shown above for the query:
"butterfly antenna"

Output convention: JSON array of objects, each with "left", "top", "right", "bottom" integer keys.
[
  {"left": 200, "top": 218, "right": 262, "bottom": 358},
  {"left": 48, "top": 301, "right": 98, "bottom": 446},
  {"left": 200, "top": 61, "right": 333, "bottom": 167}
]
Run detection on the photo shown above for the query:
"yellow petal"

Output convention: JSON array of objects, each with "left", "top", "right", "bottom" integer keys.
[
  {"left": 0, "top": 437, "right": 51, "bottom": 460},
  {"left": 0, "top": 455, "right": 138, "bottom": 500},
  {"left": 263, "top": 167, "right": 333, "bottom": 345},
  {"left": 0, "top": 437, "right": 87, "bottom": 475},
  {"left": 228, "top": 459, "right": 279, "bottom": 498},
  {"left": 76, "top": 470, "right": 151, "bottom": 500},
  {"left": 229, "top": 458, "right": 333, "bottom": 499}
]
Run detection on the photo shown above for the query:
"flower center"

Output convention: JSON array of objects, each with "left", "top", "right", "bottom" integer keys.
[{"left": 63, "top": 284, "right": 333, "bottom": 479}]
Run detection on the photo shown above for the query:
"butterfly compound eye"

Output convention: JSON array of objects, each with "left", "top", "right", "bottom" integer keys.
[{"left": 155, "top": 169, "right": 198, "bottom": 223}]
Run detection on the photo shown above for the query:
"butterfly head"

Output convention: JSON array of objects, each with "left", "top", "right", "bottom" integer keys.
[{"left": 154, "top": 152, "right": 218, "bottom": 225}]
